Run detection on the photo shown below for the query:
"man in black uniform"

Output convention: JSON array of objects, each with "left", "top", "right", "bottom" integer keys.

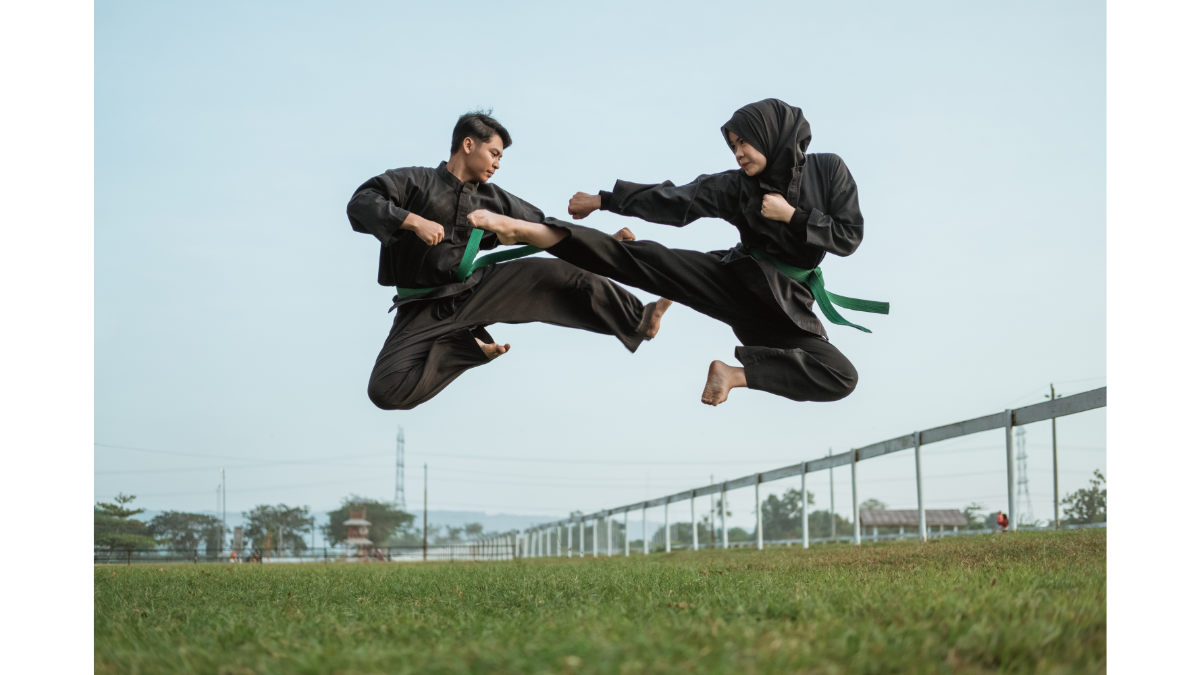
[
  {"left": 469, "top": 99, "right": 884, "bottom": 407},
  {"left": 347, "top": 111, "right": 671, "bottom": 410}
]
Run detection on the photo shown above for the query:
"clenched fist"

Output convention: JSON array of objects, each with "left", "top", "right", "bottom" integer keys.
[
  {"left": 402, "top": 213, "right": 445, "bottom": 246},
  {"left": 568, "top": 192, "right": 602, "bottom": 220},
  {"left": 761, "top": 193, "right": 796, "bottom": 223}
]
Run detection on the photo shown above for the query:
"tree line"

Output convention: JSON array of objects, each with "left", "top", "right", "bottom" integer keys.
[{"left": 93, "top": 494, "right": 495, "bottom": 556}]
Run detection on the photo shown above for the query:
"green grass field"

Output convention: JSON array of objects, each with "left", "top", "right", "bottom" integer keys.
[{"left": 94, "top": 528, "right": 1105, "bottom": 674}]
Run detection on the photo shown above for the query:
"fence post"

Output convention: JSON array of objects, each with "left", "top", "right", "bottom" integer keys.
[
  {"left": 852, "top": 450, "right": 861, "bottom": 546},
  {"left": 642, "top": 503, "right": 649, "bottom": 555},
  {"left": 801, "top": 464, "right": 809, "bottom": 549},
  {"left": 1051, "top": 383, "right": 1060, "bottom": 529},
  {"left": 691, "top": 490, "right": 698, "bottom": 551},
  {"left": 566, "top": 522, "right": 572, "bottom": 557},
  {"left": 721, "top": 483, "right": 728, "bottom": 549},
  {"left": 624, "top": 509, "right": 630, "bottom": 556},
  {"left": 1005, "top": 409, "right": 1017, "bottom": 531},
  {"left": 607, "top": 513, "right": 613, "bottom": 556},
  {"left": 664, "top": 499, "right": 671, "bottom": 553},
  {"left": 756, "top": 473, "right": 763, "bottom": 550},
  {"left": 579, "top": 519, "right": 584, "bottom": 557},
  {"left": 915, "top": 431, "right": 927, "bottom": 542}
]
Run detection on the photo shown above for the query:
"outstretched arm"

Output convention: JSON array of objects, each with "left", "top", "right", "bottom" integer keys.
[{"left": 568, "top": 174, "right": 736, "bottom": 226}]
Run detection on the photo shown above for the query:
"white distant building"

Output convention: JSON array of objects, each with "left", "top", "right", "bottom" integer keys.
[{"left": 344, "top": 509, "right": 373, "bottom": 552}]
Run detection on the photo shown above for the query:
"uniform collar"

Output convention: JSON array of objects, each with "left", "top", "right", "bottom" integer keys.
[{"left": 436, "top": 161, "right": 478, "bottom": 194}]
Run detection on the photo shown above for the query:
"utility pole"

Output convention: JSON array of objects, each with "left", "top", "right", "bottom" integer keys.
[
  {"left": 221, "top": 468, "right": 226, "bottom": 554},
  {"left": 829, "top": 448, "right": 836, "bottom": 542},
  {"left": 422, "top": 463, "right": 428, "bottom": 561},
  {"left": 1048, "top": 384, "right": 1061, "bottom": 529},
  {"left": 395, "top": 427, "right": 406, "bottom": 510}
]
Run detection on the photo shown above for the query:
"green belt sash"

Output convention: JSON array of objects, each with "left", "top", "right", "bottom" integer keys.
[
  {"left": 748, "top": 247, "right": 890, "bottom": 333},
  {"left": 395, "top": 228, "right": 542, "bottom": 299}
]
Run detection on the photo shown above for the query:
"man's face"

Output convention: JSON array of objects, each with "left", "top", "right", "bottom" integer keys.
[
  {"left": 460, "top": 135, "right": 505, "bottom": 182},
  {"left": 727, "top": 131, "right": 767, "bottom": 177}
]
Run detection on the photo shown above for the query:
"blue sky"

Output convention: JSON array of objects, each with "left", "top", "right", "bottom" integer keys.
[{"left": 95, "top": 1, "right": 1105, "bottom": 534}]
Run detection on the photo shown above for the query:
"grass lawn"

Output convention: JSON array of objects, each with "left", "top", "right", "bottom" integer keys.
[{"left": 94, "top": 528, "right": 1105, "bottom": 674}]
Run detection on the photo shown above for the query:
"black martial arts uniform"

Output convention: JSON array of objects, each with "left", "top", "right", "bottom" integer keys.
[
  {"left": 348, "top": 162, "right": 654, "bottom": 410},
  {"left": 546, "top": 99, "right": 863, "bottom": 402}
]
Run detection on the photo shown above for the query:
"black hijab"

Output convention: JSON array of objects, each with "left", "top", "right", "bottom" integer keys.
[{"left": 720, "top": 99, "right": 811, "bottom": 195}]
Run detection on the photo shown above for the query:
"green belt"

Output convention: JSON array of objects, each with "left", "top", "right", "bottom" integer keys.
[
  {"left": 395, "top": 228, "right": 542, "bottom": 299},
  {"left": 748, "top": 247, "right": 890, "bottom": 333}
]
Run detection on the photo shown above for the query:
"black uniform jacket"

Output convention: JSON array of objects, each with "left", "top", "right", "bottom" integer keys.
[
  {"left": 347, "top": 161, "right": 549, "bottom": 306},
  {"left": 599, "top": 153, "right": 863, "bottom": 337}
]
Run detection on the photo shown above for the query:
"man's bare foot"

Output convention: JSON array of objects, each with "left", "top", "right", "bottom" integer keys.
[
  {"left": 613, "top": 227, "right": 636, "bottom": 241},
  {"left": 644, "top": 298, "right": 672, "bottom": 339},
  {"left": 476, "top": 337, "right": 511, "bottom": 360},
  {"left": 701, "top": 360, "right": 747, "bottom": 406}
]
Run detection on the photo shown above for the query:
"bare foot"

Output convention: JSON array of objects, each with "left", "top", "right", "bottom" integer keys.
[
  {"left": 468, "top": 209, "right": 523, "bottom": 245},
  {"left": 613, "top": 227, "right": 636, "bottom": 241},
  {"left": 469, "top": 209, "right": 568, "bottom": 249},
  {"left": 701, "top": 360, "right": 747, "bottom": 406},
  {"left": 644, "top": 298, "right": 673, "bottom": 339},
  {"left": 476, "top": 337, "right": 511, "bottom": 360}
]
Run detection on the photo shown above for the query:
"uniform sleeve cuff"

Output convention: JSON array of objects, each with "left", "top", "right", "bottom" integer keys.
[
  {"left": 599, "top": 191, "right": 614, "bottom": 211},
  {"left": 803, "top": 208, "right": 825, "bottom": 244}
]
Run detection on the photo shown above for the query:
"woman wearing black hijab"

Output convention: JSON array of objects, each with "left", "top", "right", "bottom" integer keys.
[{"left": 469, "top": 98, "right": 882, "bottom": 406}]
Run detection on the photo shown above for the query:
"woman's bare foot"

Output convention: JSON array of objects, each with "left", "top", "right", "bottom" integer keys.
[
  {"left": 468, "top": 209, "right": 567, "bottom": 248},
  {"left": 467, "top": 210, "right": 523, "bottom": 245},
  {"left": 701, "top": 360, "right": 747, "bottom": 406},
  {"left": 476, "top": 337, "right": 511, "bottom": 360},
  {"left": 644, "top": 298, "right": 673, "bottom": 339}
]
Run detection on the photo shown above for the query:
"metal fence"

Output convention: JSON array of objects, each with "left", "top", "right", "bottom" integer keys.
[{"left": 463, "top": 387, "right": 1106, "bottom": 559}]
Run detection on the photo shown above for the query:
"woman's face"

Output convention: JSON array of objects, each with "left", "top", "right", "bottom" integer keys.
[{"left": 727, "top": 131, "right": 767, "bottom": 177}]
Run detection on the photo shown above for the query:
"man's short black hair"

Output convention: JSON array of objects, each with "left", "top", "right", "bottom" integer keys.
[{"left": 450, "top": 110, "right": 512, "bottom": 155}]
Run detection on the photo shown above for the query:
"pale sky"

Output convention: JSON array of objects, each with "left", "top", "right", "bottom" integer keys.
[{"left": 94, "top": 1, "right": 1106, "bottom": 535}]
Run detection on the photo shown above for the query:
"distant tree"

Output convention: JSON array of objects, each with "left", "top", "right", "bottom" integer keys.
[
  {"left": 962, "top": 502, "right": 987, "bottom": 530},
  {"left": 760, "top": 488, "right": 816, "bottom": 540},
  {"left": 726, "top": 527, "right": 753, "bottom": 543},
  {"left": 806, "top": 509, "right": 854, "bottom": 539},
  {"left": 859, "top": 498, "right": 888, "bottom": 511},
  {"left": 321, "top": 496, "right": 415, "bottom": 547},
  {"left": 94, "top": 494, "right": 158, "bottom": 551},
  {"left": 1062, "top": 470, "right": 1106, "bottom": 525},
  {"left": 147, "top": 511, "right": 225, "bottom": 552},
  {"left": 244, "top": 504, "right": 311, "bottom": 555},
  {"left": 464, "top": 522, "right": 484, "bottom": 537}
]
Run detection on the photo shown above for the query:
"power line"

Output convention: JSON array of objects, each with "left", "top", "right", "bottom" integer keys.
[{"left": 95, "top": 442, "right": 390, "bottom": 466}]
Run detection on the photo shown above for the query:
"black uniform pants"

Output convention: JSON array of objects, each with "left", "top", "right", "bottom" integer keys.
[
  {"left": 546, "top": 223, "right": 857, "bottom": 402},
  {"left": 368, "top": 257, "right": 653, "bottom": 410}
]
